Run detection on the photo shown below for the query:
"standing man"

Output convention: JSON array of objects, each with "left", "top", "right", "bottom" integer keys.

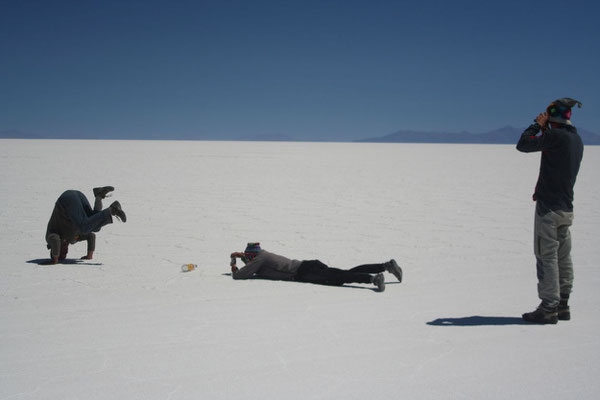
[
  {"left": 516, "top": 98, "right": 583, "bottom": 324},
  {"left": 230, "top": 242, "right": 403, "bottom": 292},
  {"left": 45, "top": 186, "right": 127, "bottom": 264}
]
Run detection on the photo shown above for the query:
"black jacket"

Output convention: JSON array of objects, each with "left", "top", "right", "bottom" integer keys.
[{"left": 517, "top": 123, "right": 583, "bottom": 213}]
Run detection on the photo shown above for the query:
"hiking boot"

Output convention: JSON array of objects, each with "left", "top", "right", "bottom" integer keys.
[
  {"left": 372, "top": 273, "right": 385, "bottom": 292},
  {"left": 558, "top": 295, "right": 570, "bottom": 321},
  {"left": 558, "top": 305, "right": 570, "bottom": 321},
  {"left": 93, "top": 186, "right": 115, "bottom": 199},
  {"left": 109, "top": 201, "right": 127, "bottom": 222},
  {"left": 386, "top": 259, "right": 403, "bottom": 282},
  {"left": 522, "top": 306, "right": 558, "bottom": 324}
]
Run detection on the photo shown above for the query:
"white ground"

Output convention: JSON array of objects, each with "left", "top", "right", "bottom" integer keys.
[{"left": 1, "top": 139, "right": 599, "bottom": 400}]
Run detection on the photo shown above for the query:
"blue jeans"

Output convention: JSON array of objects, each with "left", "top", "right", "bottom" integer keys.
[{"left": 57, "top": 190, "right": 112, "bottom": 235}]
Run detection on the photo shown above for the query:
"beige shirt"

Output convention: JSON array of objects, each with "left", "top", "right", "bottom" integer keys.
[{"left": 232, "top": 250, "right": 302, "bottom": 281}]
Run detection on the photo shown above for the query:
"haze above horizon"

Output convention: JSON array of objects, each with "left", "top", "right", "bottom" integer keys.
[{"left": 1, "top": 0, "right": 599, "bottom": 141}]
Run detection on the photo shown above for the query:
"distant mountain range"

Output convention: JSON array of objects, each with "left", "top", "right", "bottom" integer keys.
[
  {"left": 0, "top": 129, "right": 297, "bottom": 142},
  {"left": 2, "top": 126, "right": 600, "bottom": 145},
  {"left": 357, "top": 126, "right": 600, "bottom": 145}
]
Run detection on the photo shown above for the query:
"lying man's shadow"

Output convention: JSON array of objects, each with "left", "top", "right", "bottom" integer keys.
[
  {"left": 27, "top": 258, "right": 103, "bottom": 266},
  {"left": 222, "top": 273, "right": 401, "bottom": 292},
  {"left": 427, "top": 316, "right": 529, "bottom": 326}
]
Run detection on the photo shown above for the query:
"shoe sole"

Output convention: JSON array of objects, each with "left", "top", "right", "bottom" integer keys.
[
  {"left": 522, "top": 315, "right": 558, "bottom": 324},
  {"left": 110, "top": 201, "right": 127, "bottom": 223},
  {"left": 388, "top": 260, "right": 403, "bottom": 283},
  {"left": 93, "top": 186, "right": 115, "bottom": 198},
  {"left": 115, "top": 211, "right": 126, "bottom": 223}
]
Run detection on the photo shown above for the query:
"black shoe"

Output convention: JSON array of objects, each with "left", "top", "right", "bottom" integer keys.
[
  {"left": 372, "top": 273, "right": 385, "bottom": 292},
  {"left": 109, "top": 201, "right": 127, "bottom": 222},
  {"left": 558, "top": 295, "right": 570, "bottom": 321},
  {"left": 558, "top": 305, "right": 571, "bottom": 321},
  {"left": 386, "top": 259, "right": 403, "bottom": 282},
  {"left": 522, "top": 306, "right": 558, "bottom": 324},
  {"left": 93, "top": 186, "right": 115, "bottom": 199}
]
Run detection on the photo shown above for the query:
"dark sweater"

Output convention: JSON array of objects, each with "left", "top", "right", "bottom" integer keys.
[
  {"left": 46, "top": 202, "right": 78, "bottom": 242},
  {"left": 45, "top": 191, "right": 103, "bottom": 257},
  {"left": 45, "top": 203, "right": 97, "bottom": 257},
  {"left": 516, "top": 123, "right": 583, "bottom": 212}
]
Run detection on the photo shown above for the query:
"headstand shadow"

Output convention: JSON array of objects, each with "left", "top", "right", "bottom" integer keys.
[
  {"left": 27, "top": 258, "right": 103, "bottom": 266},
  {"left": 427, "top": 316, "right": 529, "bottom": 326}
]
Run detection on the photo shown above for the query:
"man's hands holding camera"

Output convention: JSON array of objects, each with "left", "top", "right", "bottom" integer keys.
[
  {"left": 536, "top": 112, "right": 549, "bottom": 129},
  {"left": 230, "top": 252, "right": 243, "bottom": 273}
]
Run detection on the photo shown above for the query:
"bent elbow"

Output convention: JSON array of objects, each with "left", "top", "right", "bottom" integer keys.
[{"left": 516, "top": 140, "right": 533, "bottom": 153}]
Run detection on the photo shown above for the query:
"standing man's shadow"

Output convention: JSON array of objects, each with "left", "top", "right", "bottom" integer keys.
[{"left": 427, "top": 316, "right": 530, "bottom": 326}]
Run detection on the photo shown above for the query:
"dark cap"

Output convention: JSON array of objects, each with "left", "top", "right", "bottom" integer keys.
[
  {"left": 244, "top": 242, "right": 262, "bottom": 260},
  {"left": 546, "top": 98, "right": 582, "bottom": 125}
]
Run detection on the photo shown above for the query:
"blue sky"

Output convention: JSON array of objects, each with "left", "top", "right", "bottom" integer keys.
[{"left": 1, "top": 0, "right": 599, "bottom": 140}]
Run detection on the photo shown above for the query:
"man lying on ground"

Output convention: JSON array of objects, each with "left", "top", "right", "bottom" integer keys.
[{"left": 229, "top": 242, "right": 402, "bottom": 292}]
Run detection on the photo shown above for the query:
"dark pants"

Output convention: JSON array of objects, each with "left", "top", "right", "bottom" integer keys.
[
  {"left": 295, "top": 260, "right": 386, "bottom": 286},
  {"left": 57, "top": 190, "right": 112, "bottom": 235}
]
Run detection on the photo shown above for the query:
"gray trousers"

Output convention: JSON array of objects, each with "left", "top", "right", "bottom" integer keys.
[{"left": 534, "top": 205, "right": 574, "bottom": 309}]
